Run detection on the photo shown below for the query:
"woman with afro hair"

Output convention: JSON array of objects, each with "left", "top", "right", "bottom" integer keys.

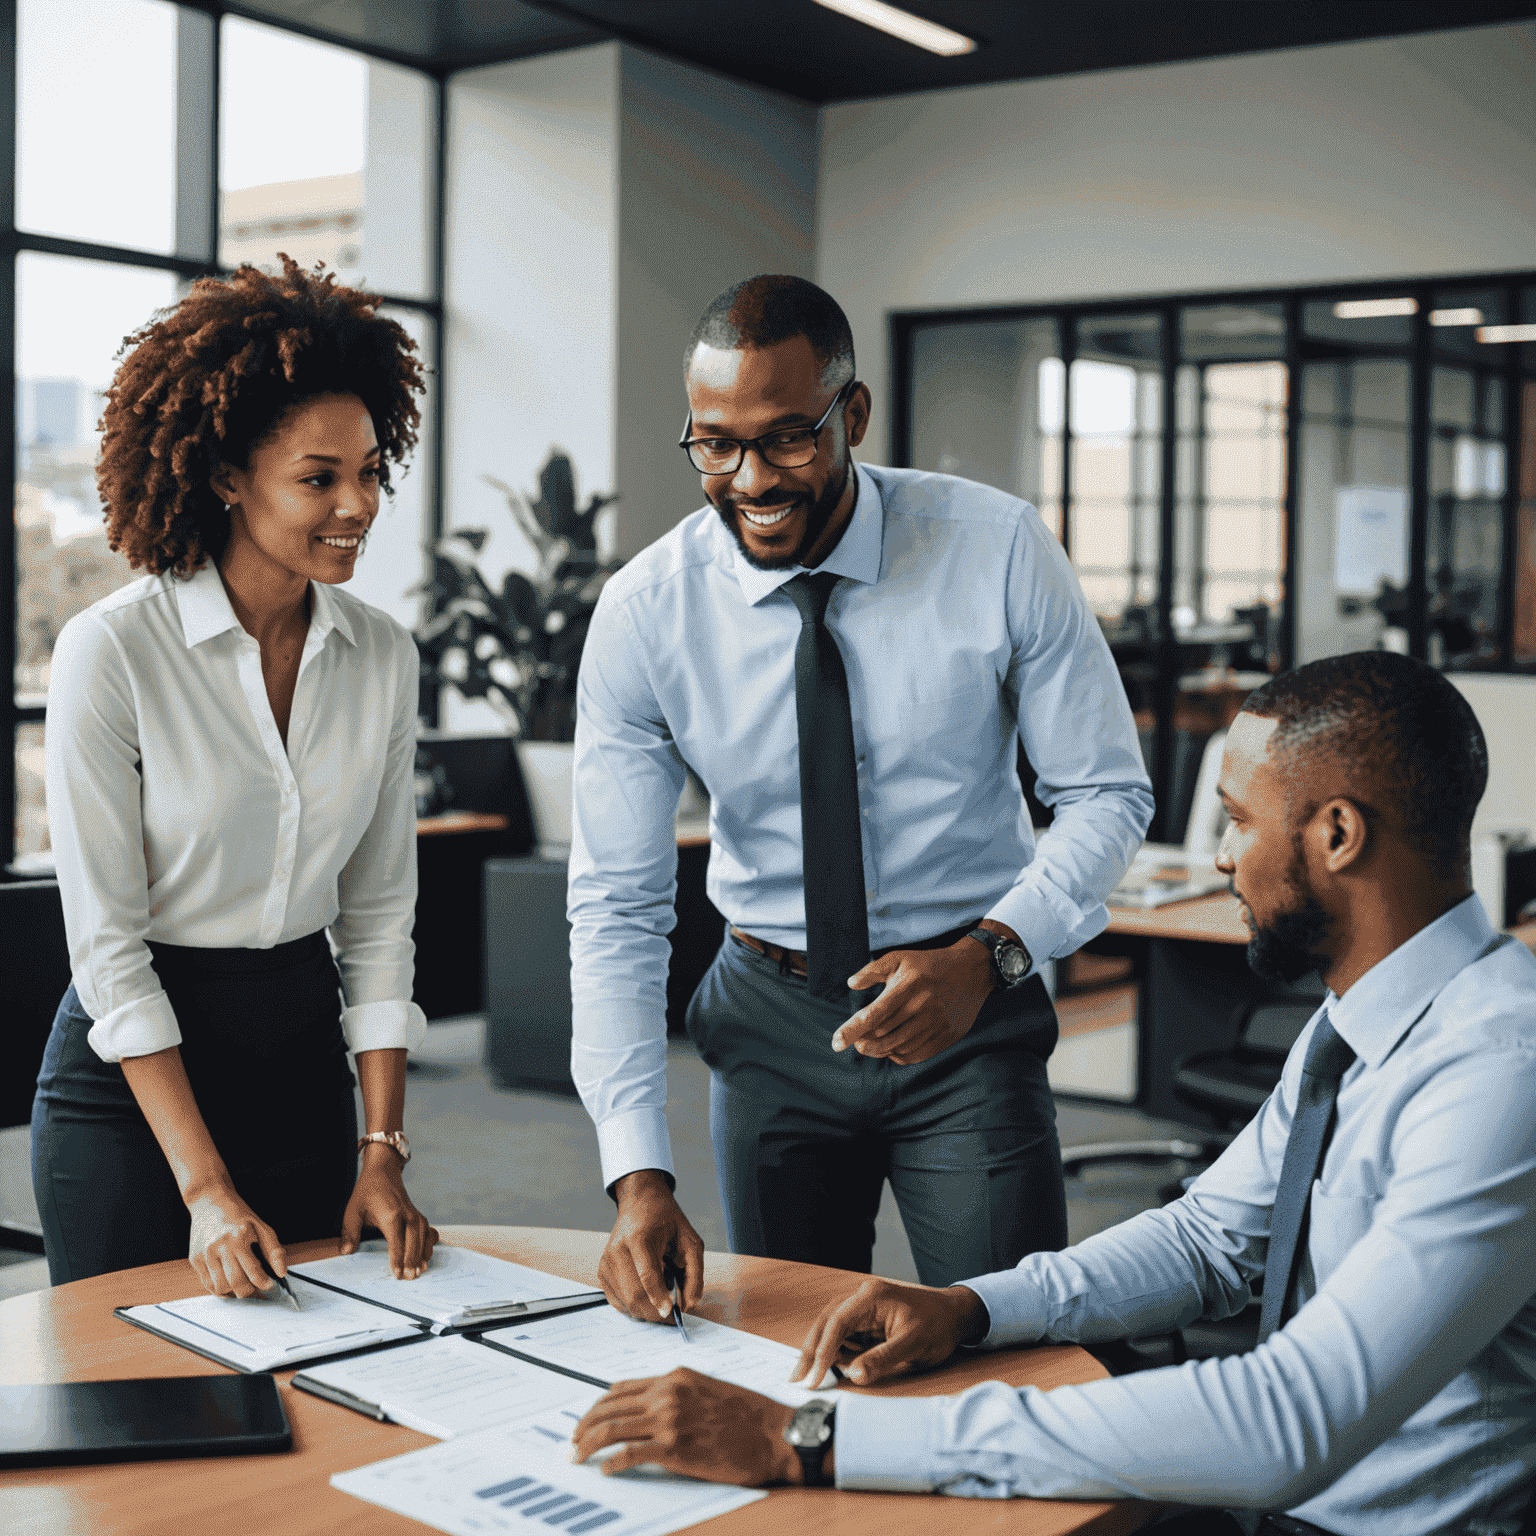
[{"left": 33, "top": 257, "right": 440, "bottom": 1292}]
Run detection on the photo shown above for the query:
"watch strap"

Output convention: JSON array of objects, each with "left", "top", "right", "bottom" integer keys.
[{"left": 784, "top": 1400, "right": 835, "bottom": 1487}]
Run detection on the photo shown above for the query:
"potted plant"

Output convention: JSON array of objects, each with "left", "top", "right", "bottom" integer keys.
[{"left": 414, "top": 450, "right": 619, "bottom": 851}]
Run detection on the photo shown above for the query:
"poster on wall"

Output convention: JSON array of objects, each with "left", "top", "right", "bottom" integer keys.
[{"left": 1335, "top": 485, "right": 1409, "bottom": 595}]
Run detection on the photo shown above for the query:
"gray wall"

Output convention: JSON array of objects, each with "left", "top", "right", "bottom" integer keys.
[{"left": 615, "top": 48, "right": 818, "bottom": 556}]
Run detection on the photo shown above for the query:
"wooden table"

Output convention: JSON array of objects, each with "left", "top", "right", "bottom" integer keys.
[{"left": 0, "top": 1227, "right": 1151, "bottom": 1536}]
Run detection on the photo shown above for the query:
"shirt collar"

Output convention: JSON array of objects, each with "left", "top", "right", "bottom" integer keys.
[
  {"left": 173, "top": 560, "right": 245, "bottom": 648},
  {"left": 173, "top": 560, "right": 356, "bottom": 649},
  {"left": 729, "top": 460, "right": 885, "bottom": 607},
  {"left": 1326, "top": 894, "right": 1497, "bottom": 1068},
  {"left": 308, "top": 577, "right": 357, "bottom": 647}
]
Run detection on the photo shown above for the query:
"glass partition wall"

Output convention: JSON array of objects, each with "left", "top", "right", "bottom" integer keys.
[
  {"left": 894, "top": 274, "right": 1536, "bottom": 843},
  {"left": 5, "top": 0, "right": 444, "bottom": 867}
]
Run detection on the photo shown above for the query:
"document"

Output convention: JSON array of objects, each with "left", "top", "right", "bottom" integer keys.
[
  {"left": 482, "top": 1304, "right": 837, "bottom": 1407},
  {"left": 294, "top": 1334, "right": 599, "bottom": 1439},
  {"left": 332, "top": 1404, "right": 764, "bottom": 1536},
  {"left": 290, "top": 1241, "right": 604, "bottom": 1332},
  {"left": 117, "top": 1284, "right": 421, "bottom": 1374}
]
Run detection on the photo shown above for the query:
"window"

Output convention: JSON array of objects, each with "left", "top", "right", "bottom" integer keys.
[
  {"left": 7, "top": 3, "right": 443, "bottom": 868},
  {"left": 895, "top": 272, "right": 1536, "bottom": 839}
]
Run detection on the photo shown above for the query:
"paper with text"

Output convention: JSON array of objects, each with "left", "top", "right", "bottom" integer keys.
[
  {"left": 122, "top": 1284, "right": 419, "bottom": 1372},
  {"left": 331, "top": 1405, "right": 763, "bottom": 1536},
  {"left": 291, "top": 1242, "right": 603, "bottom": 1330},
  {"left": 483, "top": 1305, "right": 836, "bottom": 1406},
  {"left": 296, "top": 1334, "right": 597, "bottom": 1438}
]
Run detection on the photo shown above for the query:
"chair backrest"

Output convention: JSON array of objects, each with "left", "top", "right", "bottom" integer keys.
[
  {"left": 1237, "top": 1001, "right": 1318, "bottom": 1065},
  {"left": 1, "top": 879, "right": 72, "bottom": 1127}
]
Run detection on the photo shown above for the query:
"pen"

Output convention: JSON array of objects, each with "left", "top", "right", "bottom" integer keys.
[
  {"left": 254, "top": 1246, "right": 302, "bottom": 1312},
  {"left": 662, "top": 1260, "right": 690, "bottom": 1343}
]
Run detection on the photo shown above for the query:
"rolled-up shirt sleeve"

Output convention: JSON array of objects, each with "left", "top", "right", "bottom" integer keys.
[
  {"left": 568, "top": 586, "right": 688, "bottom": 1191},
  {"left": 985, "top": 509, "right": 1153, "bottom": 966},
  {"left": 330, "top": 627, "right": 427, "bottom": 1054},
  {"left": 45, "top": 611, "right": 182, "bottom": 1063}
]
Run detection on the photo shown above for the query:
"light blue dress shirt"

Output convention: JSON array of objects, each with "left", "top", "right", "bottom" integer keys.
[
  {"left": 568, "top": 463, "right": 1153, "bottom": 1187},
  {"left": 836, "top": 896, "right": 1536, "bottom": 1535}
]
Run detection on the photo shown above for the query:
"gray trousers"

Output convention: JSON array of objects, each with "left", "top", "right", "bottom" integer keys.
[{"left": 686, "top": 926, "right": 1068, "bottom": 1285}]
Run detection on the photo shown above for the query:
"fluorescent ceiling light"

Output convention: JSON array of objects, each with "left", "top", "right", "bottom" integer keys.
[
  {"left": 1333, "top": 297, "right": 1417, "bottom": 320},
  {"left": 1429, "top": 307, "right": 1482, "bottom": 327},
  {"left": 813, "top": 0, "right": 978, "bottom": 57},
  {"left": 1477, "top": 323, "right": 1536, "bottom": 344}
]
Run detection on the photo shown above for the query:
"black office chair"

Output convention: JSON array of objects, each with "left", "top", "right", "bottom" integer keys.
[
  {"left": 1, "top": 879, "right": 71, "bottom": 1253},
  {"left": 1067, "top": 997, "right": 1319, "bottom": 1372}
]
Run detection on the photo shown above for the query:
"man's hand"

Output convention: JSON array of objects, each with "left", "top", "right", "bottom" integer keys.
[
  {"left": 600, "top": 1170, "right": 706, "bottom": 1321},
  {"left": 792, "top": 1276, "right": 990, "bottom": 1387},
  {"left": 832, "top": 928, "right": 1004, "bottom": 1065},
  {"left": 570, "top": 1369, "right": 802, "bottom": 1486},
  {"left": 340, "top": 1146, "right": 439, "bottom": 1279}
]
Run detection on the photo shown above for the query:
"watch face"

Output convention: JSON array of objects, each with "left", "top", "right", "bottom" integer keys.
[{"left": 999, "top": 946, "right": 1030, "bottom": 981}]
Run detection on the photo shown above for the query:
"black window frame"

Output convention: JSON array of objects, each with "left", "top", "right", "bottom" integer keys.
[
  {"left": 4, "top": 0, "right": 450, "bottom": 868},
  {"left": 892, "top": 271, "right": 1536, "bottom": 837}
]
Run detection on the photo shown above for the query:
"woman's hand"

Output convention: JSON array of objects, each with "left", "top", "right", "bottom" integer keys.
[
  {"left": 340, "top": 1145, "right": 439, "bottom": 1279},
  {"left": 186, "top": 1184, "right": 288, "bottom": 1298}
]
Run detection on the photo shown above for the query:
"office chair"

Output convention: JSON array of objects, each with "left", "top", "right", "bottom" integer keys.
[
  {"left": 1069, "top": 996, "right": 1319, "bottom": 1372},
  {"left": 1, "top": 879, "right": 71, "bottom": 1253}
]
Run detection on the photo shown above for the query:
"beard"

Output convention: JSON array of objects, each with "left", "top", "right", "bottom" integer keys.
[
  {"left": 1240, "top": 868, "right": 1332, "bottom": 985},
  {"left": 712, "top": 454, "right": 850, "bottom": 571}
]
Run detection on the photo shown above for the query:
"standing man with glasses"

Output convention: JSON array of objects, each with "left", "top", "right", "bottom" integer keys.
[{"left": 569, "top": 275, "right": 1153, "bottom": 1324}]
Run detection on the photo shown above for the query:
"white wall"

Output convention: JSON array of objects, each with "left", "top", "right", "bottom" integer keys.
[
  {"left": 445, "top": 44, "right": 620, "bottom": 595},
  {"left": 818, "top": 22, "right": 1536, "bottom": 465},
  {"left": 444, "top": 43, "right": 818, "bottom": 572}
]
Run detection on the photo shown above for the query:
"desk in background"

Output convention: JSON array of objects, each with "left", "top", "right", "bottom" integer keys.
[
  {"left": 1087, "top": 894, "right": 1536, "bottom": 1120},
  {"left": 0, "top": 1226, "right": 1150, "bottom": 1536}
]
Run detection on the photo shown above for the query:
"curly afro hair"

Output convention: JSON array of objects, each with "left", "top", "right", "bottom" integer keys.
[{"left": 97, "top": 255, "right": 426, "bottom": 576}]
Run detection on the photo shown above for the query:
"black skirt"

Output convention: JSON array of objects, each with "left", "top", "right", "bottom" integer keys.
[{"left": 31, "top": 930, "right": 358, "bottom": 1285}]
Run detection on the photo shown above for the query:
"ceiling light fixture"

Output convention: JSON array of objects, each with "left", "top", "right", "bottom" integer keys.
[
  {"left": 1429, "top": 308, "right": 1483, "bottom": 327},
  {"left": 1332, "top": 297, "right": 1417, "bottom": 320},
  {"left": 1477, "top": 323, "right": 1536, "bottom": 344},
  {"left": 813, "top": 0, "right": 978, "bottom": 57}
]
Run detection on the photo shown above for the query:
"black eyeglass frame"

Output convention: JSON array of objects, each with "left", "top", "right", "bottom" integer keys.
[{"left": 678, "top": 379, "right": 856, "bottom": 476}]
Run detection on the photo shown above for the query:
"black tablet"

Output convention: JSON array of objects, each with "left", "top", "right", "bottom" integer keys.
[{"left": 0, "top": 1374, "right": 291, "bottom": 1467}]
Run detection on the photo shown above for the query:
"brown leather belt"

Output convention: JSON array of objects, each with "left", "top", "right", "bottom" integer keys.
[{"left": 730, "top": 922, "right": 980, "bottom": 980}]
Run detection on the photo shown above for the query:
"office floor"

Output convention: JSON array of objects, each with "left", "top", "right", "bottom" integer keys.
[{"left": 0, "top": 1020, "right": 1208, "bottom": 1302}]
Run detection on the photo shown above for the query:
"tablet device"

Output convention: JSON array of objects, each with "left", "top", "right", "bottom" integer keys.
[{"left": 0, "top": 1374, "right": 291, "bottom": 1467}]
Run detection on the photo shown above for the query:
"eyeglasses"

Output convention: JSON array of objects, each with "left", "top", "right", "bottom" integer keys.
[{"left": 679, "top": 380, "right": 854, "bottom": 476}]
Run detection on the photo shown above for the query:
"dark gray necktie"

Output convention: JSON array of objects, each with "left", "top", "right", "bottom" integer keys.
[
  {"left": 1257, "top": 1013, "right": 1357, "bottom": 1344},
  {"left": 785, "top": 573, "right": 869, "bottom": 1003}
]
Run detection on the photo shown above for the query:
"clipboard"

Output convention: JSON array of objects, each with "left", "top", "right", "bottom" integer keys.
[{"left": 114, "top": 1303, "right": 426, "bottom": 1375}]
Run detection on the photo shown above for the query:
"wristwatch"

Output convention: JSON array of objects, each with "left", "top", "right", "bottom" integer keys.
[
  {"left": 783, "top": 1398, "right": 836, "bottom": 1487},
  {"left": 358, "top": 1130, "right": 411, "bottom": 1164},
  {"left": 965, "top": 926, "right": 1033, "bottom": 989}
]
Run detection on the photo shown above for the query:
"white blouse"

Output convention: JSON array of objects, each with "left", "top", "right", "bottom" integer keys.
[{"left": 45, "top": 560, "right": 428, "bottom": 1064}]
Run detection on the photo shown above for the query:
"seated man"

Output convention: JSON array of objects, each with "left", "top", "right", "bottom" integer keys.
[{"left": 569, "top": 651, "right": 1536, "bottom": 1536}]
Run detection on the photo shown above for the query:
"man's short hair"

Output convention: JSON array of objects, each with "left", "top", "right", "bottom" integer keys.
[
  {"left": 1242, "top": 651, "right": 1488, "bottom": 880},
  {"left": 685, "top": 275, "right": 855, "bottom": 385}
]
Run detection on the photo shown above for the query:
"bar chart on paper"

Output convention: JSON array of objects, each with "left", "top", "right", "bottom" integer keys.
[
  {"left": 470, "top": 1474, "right": 623, "bottom": 1532},
  {"left": 331, "top": 1405, "right": 765, "bottom": 1536}
]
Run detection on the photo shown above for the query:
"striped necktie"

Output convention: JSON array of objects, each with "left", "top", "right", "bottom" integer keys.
[{"left": 1257, "top": 1012, "right": 1357, "bottom": 1344}]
